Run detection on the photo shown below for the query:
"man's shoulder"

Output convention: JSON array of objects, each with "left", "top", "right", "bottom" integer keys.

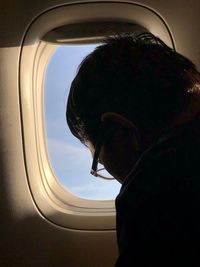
[{"left": 115, "top": 120, "right": 200, "bottom": 267}]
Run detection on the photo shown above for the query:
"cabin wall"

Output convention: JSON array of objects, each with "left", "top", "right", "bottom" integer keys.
[{"left": 1, "top": 0, "right": 200, "bottom": 266}]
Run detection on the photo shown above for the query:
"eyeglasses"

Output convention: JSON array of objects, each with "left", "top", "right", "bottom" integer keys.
[
  {"left": 90, "top": 127, "right": 115, "bottom": 180},
  {"left": 90, "top": 145, "right": 115, "bottom": 180}
]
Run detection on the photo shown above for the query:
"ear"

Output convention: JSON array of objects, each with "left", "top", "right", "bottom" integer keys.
[
  {"left": 101, "top": 112, "right": 140, "bottom": 151},
  {"left": 101, "top": 112, "right": 135, "bottom": 128}
]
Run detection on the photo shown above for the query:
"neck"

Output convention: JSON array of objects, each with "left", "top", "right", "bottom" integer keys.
[{"left": 140, "top": 94, "right": 200, "bottom": 152}]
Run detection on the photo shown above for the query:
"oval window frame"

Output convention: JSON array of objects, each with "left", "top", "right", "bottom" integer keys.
[{"left": 19, "top": 1, "right": 174, "bottom": 230}]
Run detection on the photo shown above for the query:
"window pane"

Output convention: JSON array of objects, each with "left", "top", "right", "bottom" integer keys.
[{"left": 44, "top": 45, "right": 121, "bottom": 200}]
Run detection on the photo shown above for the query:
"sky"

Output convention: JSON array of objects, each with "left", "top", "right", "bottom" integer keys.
[{"left": 44, "top": 45, "right": 121, "bottom": 200}]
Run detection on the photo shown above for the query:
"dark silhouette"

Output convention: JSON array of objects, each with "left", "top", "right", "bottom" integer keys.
[{"left": 66, "top": 33, "right": 200, "bottom": 266}]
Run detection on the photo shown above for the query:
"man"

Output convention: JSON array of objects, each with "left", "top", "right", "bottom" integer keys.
[{"left": 66, "top": 33, "right": 200, "bottom": 266}]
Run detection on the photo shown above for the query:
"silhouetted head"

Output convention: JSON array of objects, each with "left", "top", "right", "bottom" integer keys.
[{"left": 66, "top": 32, "right": 200, "bottom": 182}]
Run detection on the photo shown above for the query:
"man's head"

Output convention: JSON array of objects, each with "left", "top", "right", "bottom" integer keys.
[{"left": 66, "top": 32, "right": 200, "bottom": 182}]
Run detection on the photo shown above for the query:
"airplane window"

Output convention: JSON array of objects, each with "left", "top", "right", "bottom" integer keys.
[{"left": 44, "top": 45, "right": 121, "bottom": 200}]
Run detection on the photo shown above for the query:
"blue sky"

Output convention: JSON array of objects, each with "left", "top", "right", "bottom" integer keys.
[{"left": 44, "top": 45, "right": 121, "bottom": 200}]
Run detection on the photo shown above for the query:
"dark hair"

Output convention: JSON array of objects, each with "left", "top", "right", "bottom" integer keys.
[{"left": 66, "top": 32, "right": 200, "bottom": 146}]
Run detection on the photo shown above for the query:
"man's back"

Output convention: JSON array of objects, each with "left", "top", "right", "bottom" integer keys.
[{"left": 115, "top": 116, "right": 200, "bottom": 266}]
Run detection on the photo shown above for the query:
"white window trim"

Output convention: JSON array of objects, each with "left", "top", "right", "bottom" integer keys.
[{"left": 19, "top": 1, "right": 174, "bottom": 230}]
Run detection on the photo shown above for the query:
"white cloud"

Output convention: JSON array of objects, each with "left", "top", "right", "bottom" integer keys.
[
  {"left": 69, "top": 181, "right": 121, "bottom": 200},
  {"left": 71, "top": 183, "right": 109, "bottom": 193},
  {"left": 47, "top": 138, "right": 91, "bottom": 170}
]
